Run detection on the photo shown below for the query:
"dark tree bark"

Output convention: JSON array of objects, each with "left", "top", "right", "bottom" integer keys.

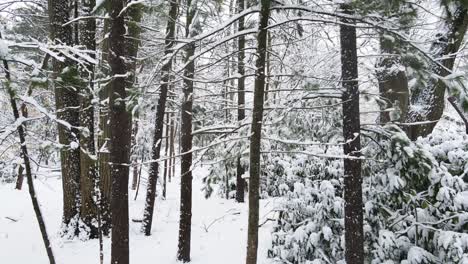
[
  {"left": 97, "top": 2, "right": 112, "bottom": 235},
  {"left": 97, "top": 0, "right": 142, "bottom": 236},
  {"left": 98, "top": 85, "right": 112, "bottom": 235},
  {"left": 108, "top": 0, "right": 131, "bottom": 263},
  {"left": 163, "top": 112, "right": 170, "bottom": 199},
  {"left": 406, "top": 6, "right": 468, "bottom": 140},
  {"left": 131, "top": 119, "right": 139, "bottom": 190},
  {"left": 339, "top": 4, "right": 364, "bottom": 264},
  {"left": 235, "top": 0, "right": 246, "bottom": 204},
  {"left": 142, "top": 0, "right": 179, "bottom": 236},
  {"left": 124, "top": 2, "right": 143, "bottom": 102},
  {"left": 245, "top": 1, "right": 270, "bottom": 264},
  {"left": 48, "top": 0, "right": 82, "bottom": 234},
  {"left": 2, "top": 33, "right": 56, "bottom": 264},
  {"left": 15, "top": 165, "right": 24, "bottom": 190},
  {"left": 126, "top": 0, "right": 143, "bottom": 193},
  {"left": 177, "top": 0, "right": 198, "bottom": 261},
  {"left": 79, "top": 0, "right": 99, "bottom": 239},
  {"left": 171, "top": 112, "right": 177, "bottom": 181},
  {"left": 168, "top": 112, "right": 175, "bottom": 182}
]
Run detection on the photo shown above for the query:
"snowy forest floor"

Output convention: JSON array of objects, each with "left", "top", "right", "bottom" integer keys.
[{"left": 0, "top": 165, "right": 276, "bottom": 264}]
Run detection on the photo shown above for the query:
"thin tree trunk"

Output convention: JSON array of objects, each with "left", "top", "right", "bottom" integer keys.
[
  {"left": 448, "top": 96, "right": 468, "bottom": 134},
  {"left": 2, "top": 35, "right": 56, "bottom": 264},
  {"left": 109, "top": 0, "right": 131, "bottom": 263},
  {"left": 171, "top": 117, "right": 178, "bottom": 180},
  {"left": 339, "top": 4, "right": 364, "bottom": 264},
  {"left": 225, "top": 163, "right": 229, "bottom": 199},
  {"left": 79, "top": 0, "right": 99, "bottom": 239},
  {"left": 245, "top": 1, "right": 270, "bottom": 264},
  {"left": 264, "top": 31, "right": 271, "bottom": 103},
  {"left": 235, "top": 0, "right": 246, "bottom": 203},
  {"left": 48, "top": 0, "right": 81, "bottom": 235},
  {"left": 15, "top": 54, "right": 50, "bottom": 190},
  {"left": 163, "top": 113, "right": 170, "bottom": 199},
  {"left": 131, "top": 119, "right": 139, "bottom": 190},
  {"left": 168, "top": 112, "right": 175, "bottom": 182},
  {"left": 142, "top": 0, "right": 178, "bottom": 236}
]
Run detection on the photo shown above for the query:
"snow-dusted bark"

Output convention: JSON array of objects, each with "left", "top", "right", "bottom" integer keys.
[
  {"left": 48, "top": 0, "right": 82, "bottom": 235},
  {"left": 178, "top": 0, "right": 199, "bottom": 261},
  {"left": 79, "top": 0, "right": 99, "bottom": 239},
  {"left": 339, "top": 3, "right": 364, "bottom": 264},
  {"left": 108, "top": 0, "right": 131, "bottom": 263},
  {"left": 97, "top": 2, "right": 112, "bottom": 235},
  {"left": 236, "top": 0, "right": 246, "bottom": 204},
  {"left": 246, "top": 1, "right": 271, "bottom": 264}
]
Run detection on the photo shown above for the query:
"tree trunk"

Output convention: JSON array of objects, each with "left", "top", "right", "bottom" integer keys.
[
  {"left": 108, "top": 0, "right": 131, "bottom": 263},
  {"left": 163, "top": 113, "right": 170, "bottom": 199},
  {"left": 79, "top": 0, "right": 99, "bottom": 239},
  {"left": 171, "top": 114, "right": 177, "bottom": 181},
  {"left": 142, "top": 0, "right": 178, "bottom": 236},
  {"left": 131, "top": 119, "right": 139, "bottom": 190},
  {"left": 339, "top": 4, "right": 364, "bottom": 264},
  {"left": 168, "top": 112, "right": 175, "bottom": 182},
  {"left": 97, "top": 2, "right": 112, "bottom": 235},
  {"left": 235, "top": 0, "right": 246, "bottom": 203},
  {"left": 376, "top": 35, "right": 409, "bottom": 124},
  {"left": 15, "top": 165, "right": 24, "bottom": 190},
  {"left": 177, "top": 0, "right": 199, "bottom": 261},
  {"left": 245, "top": 1, "right": 270, "bottom": 264},
  {"left": 2, "top": 35, "right": 57, "bottom": 264},
  {"left": 48, "top": 0, "right": 81, "bottom": 235},
  {"left": 406, "top": 6, "right": 468, "bottom": 140}
]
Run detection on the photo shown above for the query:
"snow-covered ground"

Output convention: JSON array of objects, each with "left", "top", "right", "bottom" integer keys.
[{"left": 0, "top": 166, "right": 276, "bottom": 264}]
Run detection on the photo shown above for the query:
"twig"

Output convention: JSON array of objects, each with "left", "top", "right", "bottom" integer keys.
[
  {"left": 5, "top": 216, "right": 18, "bottom": 222},
  {"left": 202, "top": 211, "right": 241, "bottom": 232},
  {"left": 448, "top": 96, "right": 468, "bottom": 134}
]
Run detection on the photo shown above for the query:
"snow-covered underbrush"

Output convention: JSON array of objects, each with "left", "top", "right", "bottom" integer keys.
[{"left": 269, "top": 125, "right": 468, "bottom": 264}]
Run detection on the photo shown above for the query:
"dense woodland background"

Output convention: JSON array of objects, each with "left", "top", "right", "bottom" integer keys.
[{"left": 0, "top": 0, "right": 468, "bottom": 263}]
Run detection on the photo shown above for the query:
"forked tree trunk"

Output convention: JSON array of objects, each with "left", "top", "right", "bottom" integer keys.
[
  {"left": 245, "top": 1, "right": 270, "bottom": 264},
  {"left": 48, "top": 0, "right": 82, "bottom": 235},
  {"left": 142, "top": 0, "right": 179, "bottom": 236},
  {"left": 108, "top": 0, "right": 131, "bottom": 263},
  {"left": 235, "top": 0, "right": 246, "bottom": 203},
  {"left": 339, "top": 4, "right": 364, "bottom": 264}
]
